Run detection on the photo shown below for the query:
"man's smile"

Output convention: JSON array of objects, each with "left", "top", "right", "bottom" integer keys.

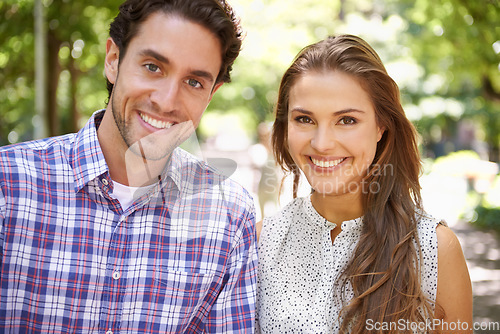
[{"left": 139, "top": 112, "right": 175, "bottom": 129}]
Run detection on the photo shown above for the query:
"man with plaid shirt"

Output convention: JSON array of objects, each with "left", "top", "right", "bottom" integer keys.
[{"left": 0, "top": 0, "right": 257, "bottom": 333}]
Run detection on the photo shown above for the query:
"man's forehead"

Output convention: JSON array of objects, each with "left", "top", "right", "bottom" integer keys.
[{"left": 128, "top": 13, "right": 222, "bottom": 70}]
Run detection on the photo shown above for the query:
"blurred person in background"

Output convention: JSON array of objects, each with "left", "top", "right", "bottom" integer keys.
[
  {"left": 256, "top": 35, "right": 472, "bottom": 333},
  {"left": 0, "top": 0, "right": 258, "bottom": 332},
  {"left": 249, "top": 122, "right": 280, "bottom": 218}
]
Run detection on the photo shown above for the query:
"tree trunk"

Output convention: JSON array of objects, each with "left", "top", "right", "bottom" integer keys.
[
  {"left": 69, "top": 57, "right": 80, "bottom": 133},
  {"left": 47, "top": 31, "right": 61, "bottom": 136},
  {"left": 34, "top": 0, "right": 48, "bottom": 139},
  {"left": 339, "top": 0, "right": 346, "bottom": 21}
]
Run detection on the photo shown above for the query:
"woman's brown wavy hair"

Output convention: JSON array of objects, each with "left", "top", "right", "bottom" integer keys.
[{"left": 272, "top": 35, "right": 438, "bottom": 333}]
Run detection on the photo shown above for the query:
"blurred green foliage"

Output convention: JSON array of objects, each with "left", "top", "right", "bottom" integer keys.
[
  {"left": 473, "top": 205, "right": 500, "bottom": 232},
  {"left": 0, "top": 0, "right": 122, "bottom": 144},
  {"left": 472, "top": 173, "right": 500, "bottom": 232},
  {"left": 1, "top": 0, "right": 499, "bottom": 162},
  {"left": 401, "top": 0, "right": 500, "bottom": 161}
]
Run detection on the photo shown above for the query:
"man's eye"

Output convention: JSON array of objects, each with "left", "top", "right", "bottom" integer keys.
[
  {"left": 186, "top": 78, "right": 202, "bottom": 88},
  {"left": 145, "top": 63, "right": 160, "bottom": 72}
]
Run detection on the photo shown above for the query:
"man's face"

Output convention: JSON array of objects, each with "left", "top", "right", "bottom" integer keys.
[{"left": 104, "top": 12, "right": 223, "bottom": 160}]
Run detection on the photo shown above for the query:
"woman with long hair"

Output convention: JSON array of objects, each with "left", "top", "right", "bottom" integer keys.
[{"left": 256, "top": 35, "right": 472, "bottom": 333}]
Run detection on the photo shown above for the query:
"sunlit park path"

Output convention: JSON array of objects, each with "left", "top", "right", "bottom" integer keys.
[
  {"left": 451, "top": 220, "right": 500, "bottom": 333},
  {"left": 420, "top": 157, "right": 500, "bottom": 332}
]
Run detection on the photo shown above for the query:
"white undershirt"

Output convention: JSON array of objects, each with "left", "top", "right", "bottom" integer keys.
[{"left": 110, "top": 180, "right": 156, "bottom": 211}]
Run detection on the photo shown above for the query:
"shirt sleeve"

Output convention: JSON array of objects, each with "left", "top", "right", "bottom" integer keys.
[
  {"left": 203, "top": 200, "right": 258, "bottom": 333},
  {"left": 0, "top": 185, "right": 5, "bottom": 252}
]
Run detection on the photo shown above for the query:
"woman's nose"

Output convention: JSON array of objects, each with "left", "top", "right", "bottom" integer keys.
[{"left": 310, "top": 126, "right": 335, "bottom": 152}]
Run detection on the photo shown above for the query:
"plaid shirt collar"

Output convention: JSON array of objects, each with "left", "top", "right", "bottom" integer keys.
[
  {"left": 70, "top": 109, "right": 187, "bottom": 194},
  {"left": 70, "top": 110, "right": 109, "bottom": 193}
]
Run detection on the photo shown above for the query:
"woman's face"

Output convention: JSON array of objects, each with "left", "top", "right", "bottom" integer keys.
[{"left": 287, "top": 70, "right": 384, "bottom": 197}]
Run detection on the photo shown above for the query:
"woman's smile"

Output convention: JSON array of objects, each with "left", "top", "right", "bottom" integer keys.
[{"left": 287, "top": 70, "right": 384, "bottom": 196}]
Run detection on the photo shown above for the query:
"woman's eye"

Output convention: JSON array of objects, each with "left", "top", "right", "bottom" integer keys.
[
  {"left": 186, "top": 78, "right": 202, "bottom": 88},
  {"left": 338, "top": 116, "right": 356, "bottom": 125},
  {"left": 294, "top": 116, "right": 313, "bottom": 124},
  {"left": 145, "top": 63, "right": 160, "bottom": 73}
]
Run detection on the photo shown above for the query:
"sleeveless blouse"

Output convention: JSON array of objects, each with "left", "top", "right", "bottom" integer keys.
[{"left": 256, "top": 196, "right": 441, "bottom": 333}]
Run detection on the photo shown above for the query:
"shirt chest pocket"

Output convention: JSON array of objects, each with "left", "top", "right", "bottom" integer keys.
[
  {"left": 122, "top": 269, "right": 216, "bottom": 332},
  {"left": 157, "top": 270, "right": 216, "bottom": 329},
  {"left": 156, "top": 269, "right": 215, "bottom": 297}
]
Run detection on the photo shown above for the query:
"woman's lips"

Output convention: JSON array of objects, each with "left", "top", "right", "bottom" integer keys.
[{"left": 310, "top": 156, "right": 346, "bottom": 168}]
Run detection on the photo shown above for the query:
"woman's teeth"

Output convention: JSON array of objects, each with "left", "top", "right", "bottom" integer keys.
[
  {"left": 140, "top": 113, "right": 173, "bottom": 129},
  {"left": 311, "top": 157, "right": 345, "bottom": 168}
]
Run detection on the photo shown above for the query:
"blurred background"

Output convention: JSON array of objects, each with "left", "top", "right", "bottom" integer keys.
[{"left": 1, "top": 0, "right": 499, "bottom": 330}]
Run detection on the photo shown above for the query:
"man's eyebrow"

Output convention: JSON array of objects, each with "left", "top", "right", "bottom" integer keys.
[
  {"left": 139, "top": 48, "right": 216, "bottom": 84},
  {"left": 190, "top": 70, "right": 216, "bottom": 84},
  {"left": 140, "top": 49, "right": 169, "bottom": 64}
]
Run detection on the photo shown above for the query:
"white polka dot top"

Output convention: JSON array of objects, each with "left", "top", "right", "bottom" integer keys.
[{"left": 256, "top": 195, "right": 441, "bottom": 333}]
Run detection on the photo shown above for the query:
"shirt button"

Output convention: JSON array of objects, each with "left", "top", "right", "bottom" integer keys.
[
  {"left": 102, "top": 178, "right": 109, "bottom": 186},
  {"left": 112, "top": 271, "right": 121, "bottom": 280},
  {"left": 106, "top": 330, "right": 113, "bottom": 334}
]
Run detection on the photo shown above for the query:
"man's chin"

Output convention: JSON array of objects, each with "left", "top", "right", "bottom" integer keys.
[
  {"left": 125, "top": 120, "right": 195, "bottom": 160},
  {"left": 127, "top": 143, "right": 173, "bottom": 161}
]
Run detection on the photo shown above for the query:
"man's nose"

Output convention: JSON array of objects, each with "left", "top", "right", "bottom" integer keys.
[{"left": 150, "top": 78, "right": 181, "bottom": 112}]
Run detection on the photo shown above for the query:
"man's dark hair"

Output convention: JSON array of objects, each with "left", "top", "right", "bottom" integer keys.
[{"left": 107, "top": 0, "right": 243, "bottom": 99}]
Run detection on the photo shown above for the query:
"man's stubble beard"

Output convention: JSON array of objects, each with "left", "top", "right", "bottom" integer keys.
[{"left": 111, "top": 98, "right": 196, "bottom": 165}]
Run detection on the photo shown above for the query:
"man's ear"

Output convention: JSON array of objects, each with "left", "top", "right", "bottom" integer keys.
[{"left": 105, "top": 38, "right": 120, "bottom": 84}]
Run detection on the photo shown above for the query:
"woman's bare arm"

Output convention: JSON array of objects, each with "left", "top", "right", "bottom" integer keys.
[{"left": 435, "top": 224, "right": 473, "bottom": 333}]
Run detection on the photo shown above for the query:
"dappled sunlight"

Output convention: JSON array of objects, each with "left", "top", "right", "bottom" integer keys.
[
  {"left": 421, "top": 173, "right": 468, "bottom": 226},
  {"left": 1, "top": 0, "right": 499, "bottom": 327},
  {"left": 421, "top": 151, "right": 499, "bottom": 224},
  {"left": 418, "top": 151, "right": 500, "bottom": 324}
]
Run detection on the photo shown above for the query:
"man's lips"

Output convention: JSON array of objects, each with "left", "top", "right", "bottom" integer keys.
[
  {"left": 310, "top": 156, "right": 347, "bottom": 168},
  {"left": 139, "top": 112, "right": 175, "bottom": 130}
]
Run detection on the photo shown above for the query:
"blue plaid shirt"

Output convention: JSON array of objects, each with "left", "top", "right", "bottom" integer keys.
[{"left": 0, "top": 110, "right": 258, "bottom": 333}]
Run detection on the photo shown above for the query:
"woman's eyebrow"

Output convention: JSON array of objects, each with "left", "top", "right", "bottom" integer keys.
[
  {"left": 290, "top": 107, "right": 312, "bottom": 114},
  {"left": 333, "top": 108, "right": 365, "bottom": 115},
  {"left": 290, "top": 107, "right": 365, "bottom": 115}
]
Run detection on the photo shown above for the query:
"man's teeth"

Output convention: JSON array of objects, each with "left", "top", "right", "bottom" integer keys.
[
  {"left": 311, "top": 157, "right": 345, "bottom": 168},
  {"left": 140, "top": 113, "right": 173, "bottom": 129}
]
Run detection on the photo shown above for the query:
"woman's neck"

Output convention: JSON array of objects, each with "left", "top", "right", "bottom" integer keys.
[{"left": 310, "top": 191, "right": 364, "bottom": 225}]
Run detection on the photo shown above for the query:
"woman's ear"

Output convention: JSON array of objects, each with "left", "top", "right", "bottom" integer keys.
[
  {"left": 377, "top": 126, "right": 386, "bottom": 142},
  {"left": 104, "top": 38, "right": 120, "bottom": 84}
]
